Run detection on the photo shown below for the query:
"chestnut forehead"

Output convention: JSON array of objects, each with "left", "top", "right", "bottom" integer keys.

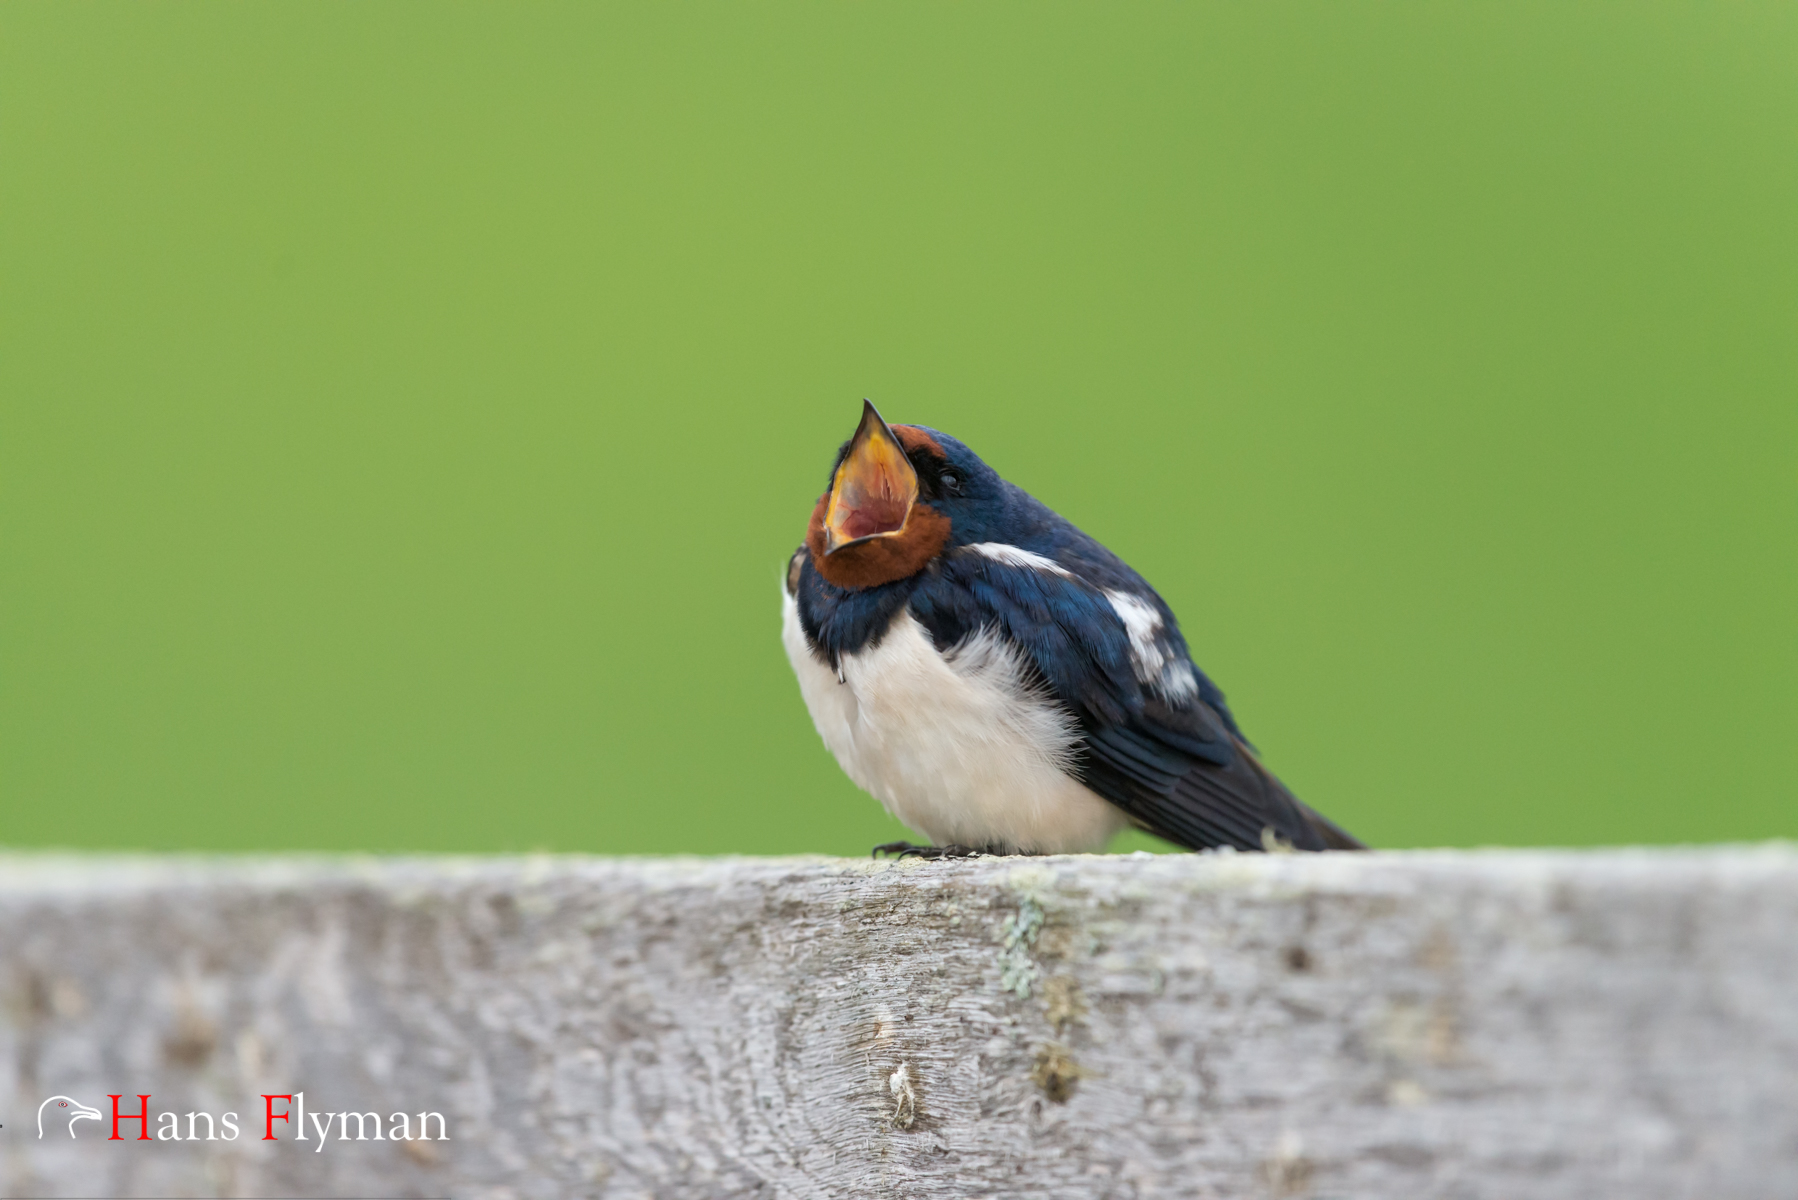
[{"left": 890, "top": 425, "right": 944, "bottom": 457}]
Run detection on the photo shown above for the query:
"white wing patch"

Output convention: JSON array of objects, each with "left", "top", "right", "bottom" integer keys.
[
  {"left": 1104, "top": 589, "right": 1198, "bottom": 702},
  {"left": 1104, "top": 588, "right": 1162, "bottom": 646},
  {"left": 963, "top": 542, "right": 1073, "bottom": 577},
  {"left": 1159, "top": 660, "right": 1199, "bottom": 702}
]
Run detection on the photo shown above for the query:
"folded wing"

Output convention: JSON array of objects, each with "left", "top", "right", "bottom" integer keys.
[{"left": 910, "top": 544, "right": 1363, "bottom": 852}]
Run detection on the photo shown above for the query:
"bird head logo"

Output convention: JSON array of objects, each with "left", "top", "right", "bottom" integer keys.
[{"left": 37, "top": 1094, "right": 102, "bottom": 1138}]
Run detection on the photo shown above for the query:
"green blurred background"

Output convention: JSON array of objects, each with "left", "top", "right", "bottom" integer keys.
[{"left": 2, "top": 4, "right": 1793, "bottom": 855}]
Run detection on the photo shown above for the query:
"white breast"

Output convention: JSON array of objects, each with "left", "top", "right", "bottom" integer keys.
[{"left": 781, "top": 589, "right": 1128, "bottom": 854}]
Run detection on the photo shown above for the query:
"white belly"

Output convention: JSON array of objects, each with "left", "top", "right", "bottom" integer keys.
[{"left": 781, "top": 590, "right": 1128, "bottom": 854}]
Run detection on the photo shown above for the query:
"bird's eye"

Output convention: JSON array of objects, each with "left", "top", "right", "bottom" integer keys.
[{"left": 939, "top": 471, "right": 961, "bottom": 494}]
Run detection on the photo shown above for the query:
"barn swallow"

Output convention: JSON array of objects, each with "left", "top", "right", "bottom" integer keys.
[{"left": 781, "top": 401, "right": 1364, "bottom": 857}]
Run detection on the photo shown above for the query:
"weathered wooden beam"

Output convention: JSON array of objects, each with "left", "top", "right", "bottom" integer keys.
[{"left": 2, "top": 847, "right": 1793, "bottom": 1198}]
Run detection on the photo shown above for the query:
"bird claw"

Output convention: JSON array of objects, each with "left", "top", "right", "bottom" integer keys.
[{"left": 871, "top": 841, "right": 987, "bottom": 860}]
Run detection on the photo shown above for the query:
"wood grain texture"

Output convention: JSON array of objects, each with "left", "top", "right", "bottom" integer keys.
[{"left": 1, "top": 847, "right": 1794, "bottom": 1199}]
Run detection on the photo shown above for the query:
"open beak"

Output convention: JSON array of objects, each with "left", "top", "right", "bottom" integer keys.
[{"left": 823, "top": 400, "right": 919, "bottom": 554}]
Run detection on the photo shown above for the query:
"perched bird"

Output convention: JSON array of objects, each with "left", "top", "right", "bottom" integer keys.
[{"left": 781, "top": 401, "right": 1363, "bottom": 858}]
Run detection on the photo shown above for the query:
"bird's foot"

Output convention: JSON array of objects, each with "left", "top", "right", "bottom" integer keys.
[{"left": 871, "top": 841, "right": 987, "bottom": 861}]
